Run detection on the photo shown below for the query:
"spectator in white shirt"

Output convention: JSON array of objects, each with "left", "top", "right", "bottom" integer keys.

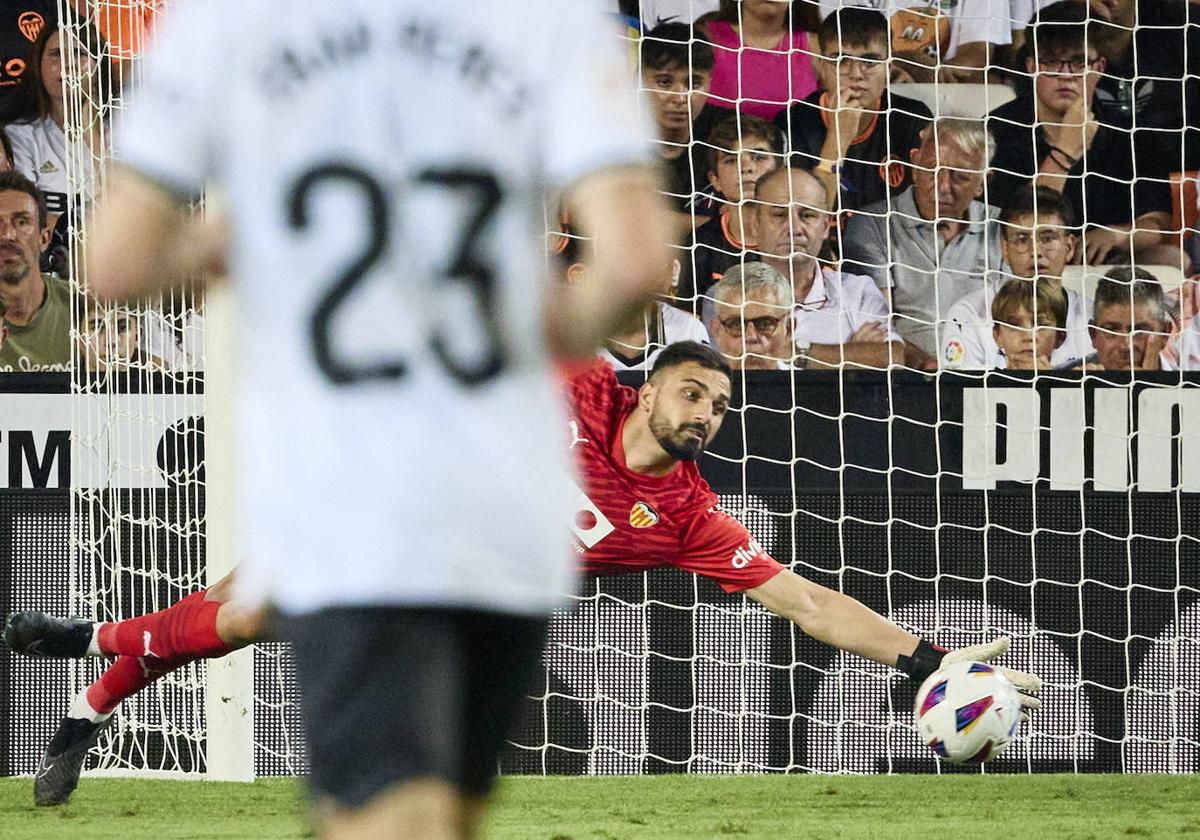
[
  {"left": 941, "top": 185, "right": 1093, "bottom": 370},
  {"left": 752, "top": 166, "right": 903, "bottom": 368},
  {"left": 708, "top": 262, "right": 796, "bottom": 369},
  {"left": 2, "top": 25, "right": 109, "bottom": 227}
]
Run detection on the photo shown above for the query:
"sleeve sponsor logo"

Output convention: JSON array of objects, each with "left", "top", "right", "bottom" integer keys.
[
  {"left": 568, "top": 419, "right": 589, "bottom": 449},
  {"left": 731, "top": 536, "right": 765, "bottom": 569}
]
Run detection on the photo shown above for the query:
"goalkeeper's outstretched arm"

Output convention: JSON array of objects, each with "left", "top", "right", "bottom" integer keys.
[{"left": 745, "top": 569, "right": 1042, "bottom": 709}]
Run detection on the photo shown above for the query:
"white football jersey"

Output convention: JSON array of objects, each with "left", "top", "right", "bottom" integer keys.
[
  {"left": 5, "top": 115, "right": 95, "bottom": 216},
  {"left": 115, "top": 0, "right": 652, "bottom": 617},
  {"left": 940, "top": 276, "right": 1093, "bottom": 370}
]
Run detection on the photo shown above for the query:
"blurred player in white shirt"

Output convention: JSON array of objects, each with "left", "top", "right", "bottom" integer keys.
[{"left": 26, "top": 2, "right": 671, "bottom": 838}]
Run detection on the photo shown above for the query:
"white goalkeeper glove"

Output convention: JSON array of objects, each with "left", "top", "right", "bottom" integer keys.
[{"left": 898, "top": 636, "right": 1042, "bottom": 720}]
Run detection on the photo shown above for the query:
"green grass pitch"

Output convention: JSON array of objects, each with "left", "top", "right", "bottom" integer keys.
[{"left": 1, "top": 775, "right": 1197, "bottom": 839}]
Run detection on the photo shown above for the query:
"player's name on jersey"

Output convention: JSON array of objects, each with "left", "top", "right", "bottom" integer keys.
[{"left": 258, "top": 14, "right": 528, "bottom": 119}]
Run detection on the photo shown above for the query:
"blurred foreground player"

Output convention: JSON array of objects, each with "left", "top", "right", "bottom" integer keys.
[{"left": 2, "top": 2, "right": 672, "bottom": 839}]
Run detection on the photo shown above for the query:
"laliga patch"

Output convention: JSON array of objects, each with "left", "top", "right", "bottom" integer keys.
[
  {"left": 629, "top": 501, "right": 659, "bottom": 528},
  {"left": 944, "top": 340, "right": 964, "bottom": 365}
]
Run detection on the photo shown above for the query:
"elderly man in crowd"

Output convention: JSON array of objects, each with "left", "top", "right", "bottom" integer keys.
[
  {"left": 752, "top": 166, "right": 901, "bottom": 369},
  {"left": 842, "top": 118, "right": 1001, "bottom": 369},
  {"left": 0, "top": 171, "right": 70, "bottom": 372},
  {"left": 708, "top": 263, "right": 796, "bottom": 370}
]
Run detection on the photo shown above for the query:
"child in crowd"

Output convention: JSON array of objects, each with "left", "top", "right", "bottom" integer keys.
[
  {"left": 677, "top": 114, "right": 782, "bottom": 307},
  {"left": 991, "top": 279, "right": 1068, "bottom": 371}
]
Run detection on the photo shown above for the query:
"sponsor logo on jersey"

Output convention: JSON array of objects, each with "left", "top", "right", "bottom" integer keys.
[
  {"left": 18, "top": 11, "right": 45, "bottom": 42},
  {"left": 943, "top": 340, "right": 964, "bottom": 366},
  {"left": 730, "top": 536, "right": 765, "bottom": 569},
  {"left": 39, "top": 160, "right": 57, "bottom": 174},
  {"left": 629, "top": 501, "right": 659, "bottom": 528}
]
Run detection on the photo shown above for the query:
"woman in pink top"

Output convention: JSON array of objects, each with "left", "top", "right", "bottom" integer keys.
[{"left": 698, "top": 0, "right": 818, "bottom": 121}]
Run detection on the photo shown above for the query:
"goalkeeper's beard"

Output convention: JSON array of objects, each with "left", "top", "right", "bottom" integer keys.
[{"left": 649, "top": 413, "right": 708, "bottom": 461}]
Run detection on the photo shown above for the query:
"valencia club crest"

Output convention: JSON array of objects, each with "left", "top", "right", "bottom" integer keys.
[{"left": 629, "top": 501, "right": 659, "bottom": 528}]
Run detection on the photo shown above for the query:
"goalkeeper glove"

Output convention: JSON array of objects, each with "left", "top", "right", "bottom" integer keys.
[{"left": 897, "top": 636, "right": 1042, "bottom": 719}]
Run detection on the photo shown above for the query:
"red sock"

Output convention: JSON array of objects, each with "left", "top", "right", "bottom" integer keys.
[
  {"left": 96, "top": 590, "right": 235, "bottom": 661},
  {"left": 86, "top": 655, "right": 172, "bottom": 715}
]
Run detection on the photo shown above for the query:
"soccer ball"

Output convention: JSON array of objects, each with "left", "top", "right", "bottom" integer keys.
[{"left": 913, "top": 660, "right": 1022, "bottom": 764}]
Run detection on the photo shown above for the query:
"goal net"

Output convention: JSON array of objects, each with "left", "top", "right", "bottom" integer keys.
[{"left": 1, "top": 0, "right": 1195, "bottom": 779}]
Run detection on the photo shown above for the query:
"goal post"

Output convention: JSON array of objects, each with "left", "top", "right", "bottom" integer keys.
[{"left": 201, "top": 278, "right": 254, "bottom": 783}]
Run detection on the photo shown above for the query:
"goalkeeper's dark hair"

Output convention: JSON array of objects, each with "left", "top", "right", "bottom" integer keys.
[
  {"left": 650, "top": 341, "right": 732, "bottom": 381},
  {"left": 817, "top": 8, "right": 889, "bottom": 52},
  {"left": 999, "top": 185, "right": 1077, "bottom": 232},
  {"left": 641, "top": 22, "right": 714, "bottom": 73},
  {"left": 1029, "top": 1, "right": 1098, "bottom": 61}
]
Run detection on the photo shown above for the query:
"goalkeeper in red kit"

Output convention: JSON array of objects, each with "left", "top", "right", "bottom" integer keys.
[{"left": 5, "top": 340, "right": 1040, "bottom": 805}]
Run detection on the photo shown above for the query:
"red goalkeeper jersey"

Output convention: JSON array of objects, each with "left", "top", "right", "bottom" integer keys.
[{"left": 564, "top": 362, "right": 784, "bottom": 592}]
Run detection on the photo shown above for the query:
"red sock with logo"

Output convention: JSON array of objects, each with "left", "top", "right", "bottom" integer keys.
[{"left": 96, "top": 590, "right": 234, "bottom": 662}]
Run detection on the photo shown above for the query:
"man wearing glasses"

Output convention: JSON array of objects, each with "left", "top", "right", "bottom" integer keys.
[
  {"left": 775, "top": 8, "right": 929, "bottom": 215},
  {"left": 752, "top": 167, "right": 902, "bottom": 369},
  {"left": 940, "top": 185, "right": 1094, "bottom": 370},
  {"left": 707, "top": 263, "right": 797, "bottom": 369},
  {"left": 987, "top": 1, "right": 1173, "bottom": 266}
]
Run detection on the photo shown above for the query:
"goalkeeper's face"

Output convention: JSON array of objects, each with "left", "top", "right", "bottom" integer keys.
[{"left": 646, "top": 363, "right": 732, "bottom": 461}]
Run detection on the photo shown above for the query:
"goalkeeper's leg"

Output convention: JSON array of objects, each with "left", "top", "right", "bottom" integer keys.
[{"left": 2, "top": 570, "right": 266, "bottom": 806}]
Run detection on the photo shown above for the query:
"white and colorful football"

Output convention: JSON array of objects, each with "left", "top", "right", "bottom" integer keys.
[{"left": 913, "top": 660, "right": 1023, "bottom": 764}]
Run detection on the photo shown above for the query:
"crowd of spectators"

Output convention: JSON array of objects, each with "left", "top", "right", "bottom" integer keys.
[
  {"left": 1, "top": 1, "right": 1198, "bottom": 375},
  {"left": 585, "top": 0, "right": 1200, "bottom": 373},
  {"left": 0, "top": 3, "right": 196, "bottom": 375}
]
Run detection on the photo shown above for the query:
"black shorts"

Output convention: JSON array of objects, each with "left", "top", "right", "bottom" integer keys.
[{"left": 288, "top": 606, "right": 548, "bottom": 808}]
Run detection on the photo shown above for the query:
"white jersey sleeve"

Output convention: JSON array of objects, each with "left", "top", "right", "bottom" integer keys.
[
  {"left": 112, "top": 0, "right": 223, "bottom": 196},
  {"left": 541, "top": 3, "right": 653, "bottom": 185}
]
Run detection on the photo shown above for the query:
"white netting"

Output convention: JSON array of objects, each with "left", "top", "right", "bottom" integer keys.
[{"left": 2, "top": 0, "right": 1194, "bottom": 778}]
